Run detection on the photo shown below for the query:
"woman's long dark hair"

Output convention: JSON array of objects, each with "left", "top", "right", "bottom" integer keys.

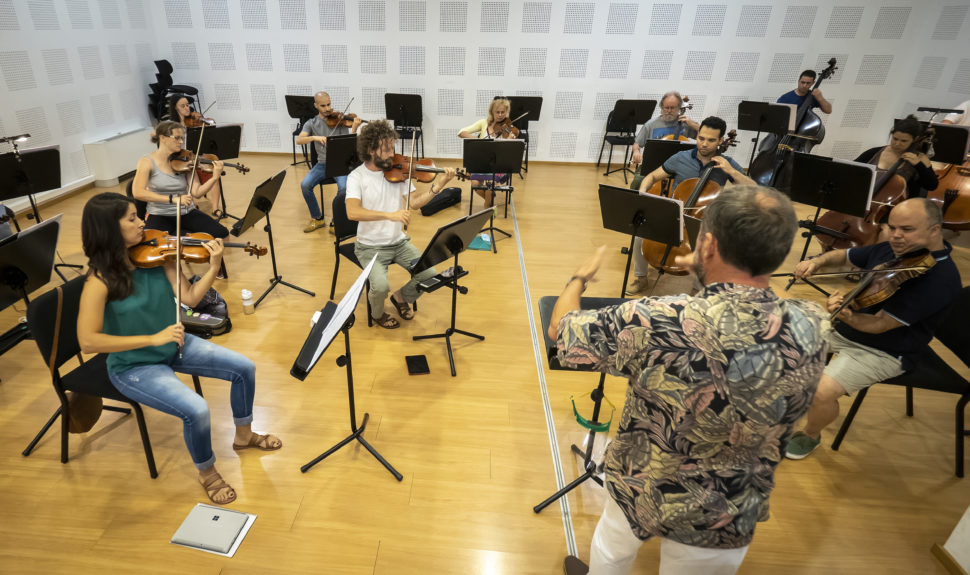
[
  {"left": 167, "top": 93, "right": 192, "bottom": 123},
  {"left": 81, "top": 192, "right": 136, "bottom": 301}
]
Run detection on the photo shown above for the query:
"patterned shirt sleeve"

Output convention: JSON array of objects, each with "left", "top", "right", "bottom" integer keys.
[{"left": 556, "top": 299, "right": 663, "bottom": 378}]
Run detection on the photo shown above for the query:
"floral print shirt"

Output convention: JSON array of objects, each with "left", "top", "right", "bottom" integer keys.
[{"left": 556, "top": 283, "right": 827, "bottom": 548}]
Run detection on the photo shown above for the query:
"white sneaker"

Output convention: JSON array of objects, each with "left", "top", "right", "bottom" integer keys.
[{"left": 624, "top": 276, "right": 649, "bottom": 296}]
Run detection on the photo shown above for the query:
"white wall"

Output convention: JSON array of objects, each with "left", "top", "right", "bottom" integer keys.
[
  {"left": 0, "top": 0, "right": 157, "bottom": 204},
  {"left": 2, "top": 0, "right": 969, "bottom": 181}
]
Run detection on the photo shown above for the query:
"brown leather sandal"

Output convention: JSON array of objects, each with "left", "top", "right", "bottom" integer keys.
[
  {"left": 199, "top": 473, "right": 236, "bottom": 505},
  {"left": 389, "top": 294, "right": 414, "bottom": 320},
  {"left": 232, "top": 433, "right": 283, "bottom": 451},
  {"left": 373, "top": 313, "right": 400, "bottom": 329}
]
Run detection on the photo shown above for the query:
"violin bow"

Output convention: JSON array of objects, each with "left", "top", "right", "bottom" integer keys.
[{"left": 403, "top": 130, "right": 417, "bottom": 231}]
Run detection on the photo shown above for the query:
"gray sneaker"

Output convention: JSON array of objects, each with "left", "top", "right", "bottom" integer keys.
[
  {"left": 785, "top": 431, "right": 821, "bottom": 460},
  {"left": 624, "top": 276, "right": 649, "bottom": 296}
]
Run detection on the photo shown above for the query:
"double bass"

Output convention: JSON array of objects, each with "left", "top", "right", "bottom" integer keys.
[
  {"left": 749, "top": 59, "right": 838, "bottom": 189},
  {"left": 815, "top": 127, "right": 935, "bottom": 252},
  {"left": 641, "top": 130, "right": 738, "bottom": 275}
]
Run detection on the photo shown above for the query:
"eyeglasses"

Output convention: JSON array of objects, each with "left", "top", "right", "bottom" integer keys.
[
  {"left": 661, "top": 106, "right": 680, "bottom": 111},
  {"left": 169, "top": 135, "right": 185, "bottom": 142}
]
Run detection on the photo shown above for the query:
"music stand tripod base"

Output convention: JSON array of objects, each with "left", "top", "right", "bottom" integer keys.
[{"left": 299, "top": 314, "right": 402, "bottom": 480}]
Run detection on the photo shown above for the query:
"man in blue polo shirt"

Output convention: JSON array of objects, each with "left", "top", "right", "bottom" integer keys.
[
  {"left": 785, "top": 198, "right": 962, "bottom": 459},
  {"left": 777, "top": 69, "right": 833, "bottom": 114},
  {"left": 626, "top": 116, "right": 754, "bottom": 294}
]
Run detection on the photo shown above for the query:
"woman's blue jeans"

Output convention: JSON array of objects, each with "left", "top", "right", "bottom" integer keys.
[{"left": 108, "top": 335, "right": 256, "bottom": 470}]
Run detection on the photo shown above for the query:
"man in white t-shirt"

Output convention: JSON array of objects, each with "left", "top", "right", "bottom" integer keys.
[
  {"left": 346, "top": 120, "right": 457, "bottom": 329},
  {"left": 942, "top": 100, "right": 970, "bottom": 126}
]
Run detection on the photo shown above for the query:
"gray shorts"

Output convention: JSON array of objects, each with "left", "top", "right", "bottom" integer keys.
[{"left": 823, "top": 329, "right": 905, "bottom": 395}]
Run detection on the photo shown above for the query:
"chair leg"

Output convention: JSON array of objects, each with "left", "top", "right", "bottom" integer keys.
[
  {"left": 130, "top": 402, "right": 158, "bottom": 479},
  {"left": 957, "top": 394, "right": 969, "bottom": 478},
  {"left": 365, "top": 279, "right": 373, "bottom": 327},
  {"left": 604, "top": 143, "right": 613, "bottom": 175},
  {"left": 60, "top": 401, "right": 70, "bottom": 463},
  {"left": 906, "top": 386, "right": 914, "bottom": 416},
  {"left": 22, "top": 406, "right": 62, "bottom": 456},
  {"left": 831, "top": 388, "right": 869, "bottom": 450},
  {"left": 597, "top": 138, "right": 607, "bottom": 168},
  {"left": 193, "top": 375, "right": 203, "bottom": 397}
]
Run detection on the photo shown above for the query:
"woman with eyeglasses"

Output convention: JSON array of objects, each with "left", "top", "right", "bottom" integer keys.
[{"left": 132, "top": 121, "right": 230, "bottom": 242}]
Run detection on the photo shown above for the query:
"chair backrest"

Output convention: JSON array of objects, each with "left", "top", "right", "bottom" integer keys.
[
  {"left": 331, "top": 191, "right": 358, "bottom": 242},
  {"left": 125, "top": 179, "right": 148, "bottom": 221},
  {"left": 605, "top": 103, "right": 637, "bottom": 134},
  {"left": 154, "top": 59, "right": 174, "bottom": 75},
  {"left": 27, "top": 275, "right": 86, "bottom": 371},
  {"left": 933, "top": 286, "right": 970, "bottom": 367}
]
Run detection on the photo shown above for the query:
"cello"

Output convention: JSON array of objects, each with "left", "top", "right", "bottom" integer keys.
[
  {"left": 814, "top": 126, "right": 935, "bottom": 252},
  {"left": 660, "top": 96, "right": 694, "bottom": 142},
  {"left": 641, "top": 130, "right": 738, "bottom": 275},
  {"left": 749, "top": 59, "right": 838, "bottom": 189},
  {"left": 928, "top": 152, "right": 970, "bottom": 230}
]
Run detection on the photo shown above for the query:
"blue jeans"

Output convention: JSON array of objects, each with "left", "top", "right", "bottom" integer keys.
[
  {"left": 300, "top": 162, "right": 347, "bottom": 220},
  {"left": 108, "top": 335, "right": 256, "bottom": 470}
]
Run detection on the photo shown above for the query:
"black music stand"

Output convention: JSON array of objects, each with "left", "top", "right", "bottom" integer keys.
[
  {"left": 916, "top": 121, "right": 970, "bottom": 164},
  {"left": 0, "top": 143, "right": 80, "bottom": 280},
  {"left": 385, "top": 93, "right": 424, "bottom": 157},
  {"left": 634, "top": 139, "right": 694, "bottom": 188},
  {"left": 410, "top": 209, "right": 494, "bottom": 376},
  {"left": 599, "top": 185, "right": 684, "bottom": 297},
  {"left": 463, "top": 138, "right": 525, "bottom": 253},
  {"left": 738, "top": 101, "right": 794, "bottom": 168},
  {"left": 186, "top": 124, "right": 243, "bottom": 221},
  {"left": 230, "top": 169, "right": 315, "bottom": 307},
  {"left": 291, "top": 258, "right": 402, "bottom": 480},
  {"left": 0, "top": 215, "right": 59, "bottom": 360},
  {"left": 324, "top": 133, "right": 360, "bottom": 178},
  {"left": 285, "top": 95, "right": 316, "bottom": 167},
  {"left": 533, "top": 295, "right": 627, "bottom": 514},
  {"left": 606, "top": 100, "right": 657, "bottom": 180},
  {"left": 786, "top": 153, "right": 874, "bottom": 294},
  {"left": 507, "top": 96, "right": 543, "bottom": 174}
]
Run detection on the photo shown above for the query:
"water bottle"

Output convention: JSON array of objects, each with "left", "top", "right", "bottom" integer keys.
[{"left": 241, "top": 289, "right": 254, "bottom": 315}]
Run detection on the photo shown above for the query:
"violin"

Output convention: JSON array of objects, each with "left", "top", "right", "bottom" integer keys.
[
  {"left": 661, "top": 96, "right": 694, "bottom": 142},
  {"left": 828, "top": 251, "right": 936, "bottom": 320},
  {"left": 490, "top": 112, "right": 527, "bottom": 139},
  {"left": 325, "top": 111, "right": 368, "bottom": 129},
  {"left": 641, "top": 130, "right": 738, "bottom": 275},
  {"left": 382, "top": 154, "right": 470, "bottom": 183},
  {"left": 815, "top": 127, "right": 935, "bottom": 252},
  {"left": 169, "top": 150, "right": 250, "bottom": 175},
  {"left": 183, "top": 111, "right": 215, "bottom": 128},
  {"left": 129, "top": 229, "right": 266, "bottom": 268}
]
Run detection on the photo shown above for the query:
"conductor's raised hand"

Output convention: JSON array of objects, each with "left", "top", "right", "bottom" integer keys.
[
  {"left": 153, "top": 323, "right": 185, "bottom": 347},
  {"left": 574, "top": 245, "right": 608, "bottom": 283}
]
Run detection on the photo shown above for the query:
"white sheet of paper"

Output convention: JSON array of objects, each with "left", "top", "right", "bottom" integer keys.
[{"left": 308, "top": 254, "right": 376, "bottom": 369}]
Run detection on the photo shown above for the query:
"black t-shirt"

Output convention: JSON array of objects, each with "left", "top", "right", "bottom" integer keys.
[
  {"left": 855, "top": 147, "right": 939, "bottom": 199},
  {"left": 835, "top": 241, "right": 961, "bottom": 366}
]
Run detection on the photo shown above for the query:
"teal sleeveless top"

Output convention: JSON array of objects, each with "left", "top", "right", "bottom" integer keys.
[{"left": 104, "top": 267, "right": 178, "bottom": 373}]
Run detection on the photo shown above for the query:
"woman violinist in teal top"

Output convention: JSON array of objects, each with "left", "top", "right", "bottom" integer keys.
[{"left": 76, "top": 192, "right": 281, "bottom": 505}]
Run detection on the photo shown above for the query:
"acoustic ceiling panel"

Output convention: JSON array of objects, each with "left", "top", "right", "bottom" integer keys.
[
  {"left": 736, "top": 5, "right": 771, "bottom": 37},
  {"left": 66, "top": 0, "right": 93, "bottom": 29},
  {"left": 605, "top": 3, "right": 637, "bottom": 35},
  {"left": 692, "top": 4, "right": 725, "bottom": 37},
  {"left": 202, "top": 0, "right": 230, "bottom": 28},
  {"left": 480, "top": 1, "right": 509, "bottom": 33},
  {"left": 283, "top": 43, "right": 310, "bottom": 73},
  {"left": 517, "top": 47, "right": 545, "bottom": 77},
  {"left": 521, "top": 2, "right": 550, "bottom": 33}
]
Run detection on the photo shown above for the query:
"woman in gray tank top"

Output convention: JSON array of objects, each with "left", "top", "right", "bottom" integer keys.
[{"left": 131, "top": 121, "right": 229, "bottom": 240}]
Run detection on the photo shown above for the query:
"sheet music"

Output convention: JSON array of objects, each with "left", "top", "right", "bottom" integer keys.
[{"left": 308, "top": 254, "right": 376, "bottom": 369}]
